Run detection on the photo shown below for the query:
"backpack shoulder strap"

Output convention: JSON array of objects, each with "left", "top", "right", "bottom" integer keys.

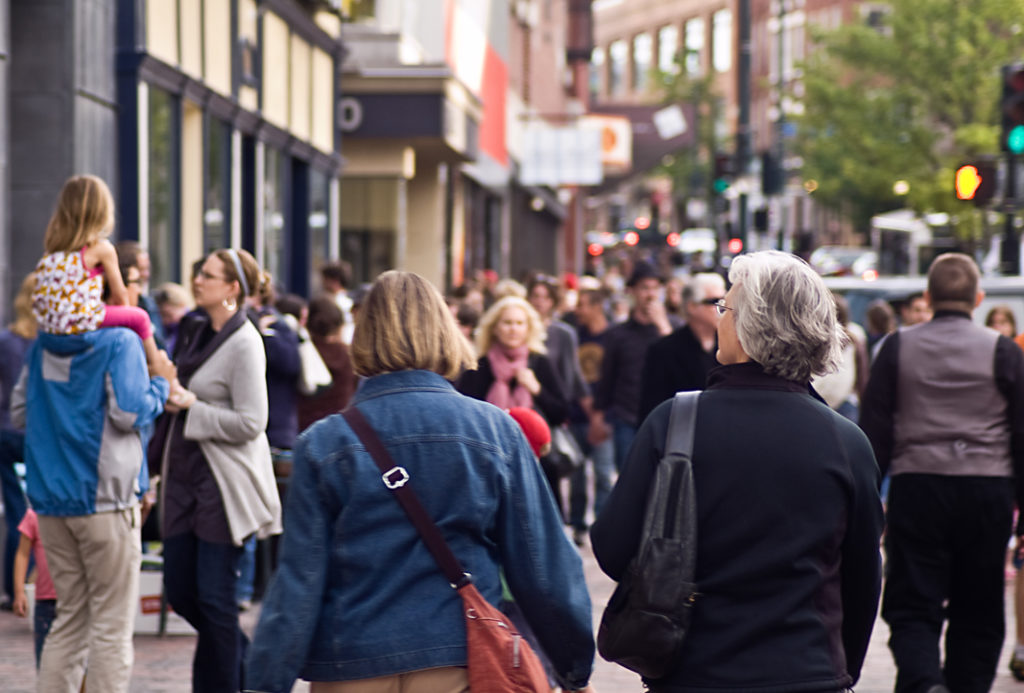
[{"left": 665, "top": 391, "right": 700, "bottom": 460}]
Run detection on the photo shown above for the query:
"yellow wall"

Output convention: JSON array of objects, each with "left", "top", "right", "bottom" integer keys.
[
  {"left": 405, "top": 165, "right": 444, "bottom": 288},
  {"left": 181, "top": 102, "right": 203, "bottom": 277},
  {"left": 263, "top": 12, "right": 290, "bottom": 129},
  {"left": 204, "top": 0, "right": 232, "bottom": 96},
  {"left": 146, "top": 0, "right": 178, "bottom": 66},
  {"left": 311, "top": 48, "right": 334, "bottom": 153},
  {"left": 179, "top": 0, "right": 203, "bottom": 78},
  {"left": 290, "top": 35, "right": 311, "bottom": 142},
  {"left": 315, "top": 12, "right": 342, "bottom": 38}
]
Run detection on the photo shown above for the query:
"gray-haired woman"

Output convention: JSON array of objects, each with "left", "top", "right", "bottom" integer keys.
[{"left": 592, "top": 250, "right": 885, "bottom": 692}]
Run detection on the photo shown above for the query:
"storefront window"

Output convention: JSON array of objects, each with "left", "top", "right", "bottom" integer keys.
[
  {"left": 148, "top": 87, "right": 179, "bottom": 286},
  {"left": 309, "top": 168, "right": 330, "bottom": 272},
  {"left": 263, "top": 147, "right": 287, "bottom": 285},
  {"left": 204, "top": 116, "right": 231, "bottom": 255}
]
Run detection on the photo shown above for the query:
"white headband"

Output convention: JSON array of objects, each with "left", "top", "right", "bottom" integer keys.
[{"left": 226, "top": 249, "right": 250, "bottom": 297}]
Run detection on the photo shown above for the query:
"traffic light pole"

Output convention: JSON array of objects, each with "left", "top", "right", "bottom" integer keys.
[
  {"left": 736, "top": 0, "right": 752, "bottom": 250},
  {"left": 1003, "top": 154, "right": 1020, "bottom": 275}
]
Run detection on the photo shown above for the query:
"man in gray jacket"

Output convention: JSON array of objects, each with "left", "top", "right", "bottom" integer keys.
[{"left": 861, "top": 253, "right": 1024, "bottom": 693}]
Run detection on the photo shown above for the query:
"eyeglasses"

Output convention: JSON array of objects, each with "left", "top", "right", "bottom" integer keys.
[
  {"left": 711, "top": 299, "right": 733, "bottom": 316},
  {"left": 198, "top": 269, "right": 227, "bottom": 282}
]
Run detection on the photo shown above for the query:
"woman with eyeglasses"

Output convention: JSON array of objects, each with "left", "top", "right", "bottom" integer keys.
[
  {"left": 592, "top": 250, "right": 884, "bottom": 692},
  {"left": 155, "top": 247, "right": 282, "bottom": 692}
]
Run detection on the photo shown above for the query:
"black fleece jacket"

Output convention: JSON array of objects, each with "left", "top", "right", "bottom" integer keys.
[{"left": 592, "top": 362, "right": 884, "bottom": 692}]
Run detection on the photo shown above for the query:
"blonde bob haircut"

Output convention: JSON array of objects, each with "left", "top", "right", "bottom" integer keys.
[
  {"left": 351, "top": 270, "right": 477, "bottom": 380},
  {"left": 475, "top": 295, "right": 547, "bottom": 356},
  {"left": 43, "top": 175, "right": 115, "bottom": 254},
  {"left": 728, "top": 250, "right": 846, "bottom": 382}
]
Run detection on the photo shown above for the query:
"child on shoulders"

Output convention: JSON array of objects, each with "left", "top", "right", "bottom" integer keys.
[{"left": 31, "top": 175, "right": 181, "bottom": 399}]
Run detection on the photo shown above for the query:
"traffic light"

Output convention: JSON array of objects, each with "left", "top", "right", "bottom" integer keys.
[
  {"left": 761, "top": 151, "right": 784, "bottom": 196},
  {"left": 954, "top": 161, "right": 997, "bottom": 206},
  {"left": 753, "top": 207, "right": 769, "bottom": 231},
  {"left": 1002, "top": 63, "right": 1024, "bottom": 154},
  {"left": 713, "top": 153, "right": 734, "bottom": 194}
]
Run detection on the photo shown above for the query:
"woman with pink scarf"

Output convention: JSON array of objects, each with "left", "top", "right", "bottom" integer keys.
[{"left": 456, "top": 295, "right": 568, "bottom": 459}]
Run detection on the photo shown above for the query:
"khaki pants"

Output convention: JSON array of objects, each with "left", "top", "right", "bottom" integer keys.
[
  {"left": 37, "top": 507, "right": 142, "bottom": 693},
  {"left": 310, "top": 667, "right": 469, "bottom": 693}
]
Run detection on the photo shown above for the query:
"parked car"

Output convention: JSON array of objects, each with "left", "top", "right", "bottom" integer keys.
[
  {"left": 824, "top": 275, "right": 1024, "bottom": 332},
  {"left": 810, "top": 246, "right": 879, "bottom": 279}
]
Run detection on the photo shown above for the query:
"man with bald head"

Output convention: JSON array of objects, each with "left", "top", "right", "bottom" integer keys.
[{"left": 862, "top": 253, "right": 1024, "bottom": 693}]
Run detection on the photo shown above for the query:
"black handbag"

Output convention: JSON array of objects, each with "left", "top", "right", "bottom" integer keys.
[
  {"left": 596, "top": 391, "right": 700, "bottom": 679},
  {"left": 540, "top": 425, "right": 584, "bottom": 478}
]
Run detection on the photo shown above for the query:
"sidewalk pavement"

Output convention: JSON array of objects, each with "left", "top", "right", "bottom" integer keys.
[{"left": 0, "top": 540, "right": 1021, "bottom": 692}]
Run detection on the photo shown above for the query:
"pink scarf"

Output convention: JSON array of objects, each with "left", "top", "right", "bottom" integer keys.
[{"left": 486, "top": 344, "right": 533, "bottom": 410}]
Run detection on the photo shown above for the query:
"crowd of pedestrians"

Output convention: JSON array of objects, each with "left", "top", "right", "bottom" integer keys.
[{"left": 5, "top": 173, "right": 1024, "bottom": 693}]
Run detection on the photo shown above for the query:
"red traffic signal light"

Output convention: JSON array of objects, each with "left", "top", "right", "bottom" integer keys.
[
  {"left": 587, "top": 242, "right": 604, "bottom": 256},
  {"left": 954, "top": 161, "right": 996, "bottom": 206},
  {"left": 727, "top": 237, "right": 744, "bottom": 254},
  {"left": 666, "top": 232, "right": 680, "bottom": 247},
  {"left": 623, "top": 231, "right": 640, "bottom": 246}
]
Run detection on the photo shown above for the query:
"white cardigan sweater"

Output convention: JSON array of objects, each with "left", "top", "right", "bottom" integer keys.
[{"left": 164, "top": 319, "right": 283, "bottom": 545}]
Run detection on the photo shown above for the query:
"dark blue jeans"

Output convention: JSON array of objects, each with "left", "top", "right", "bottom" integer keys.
[
  {"left": 163, "top": 533, "right": 247, "bottom": 693},
  {"left": 33, "top": 598, "right": 56, "bottom": 668},
  {"left": 567, "top": 421, "right": 615, "bottom": 531},
  {"left": 0, "top": 430, "right": 27, "bottom": 602},
  {"left": 606, "top": 414, "right": 637, "bottom": 473}
]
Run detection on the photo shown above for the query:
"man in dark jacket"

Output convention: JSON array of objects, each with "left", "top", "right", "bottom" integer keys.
[
  {"left": 592, "top": 261, "right": 674, "bottom": 471},
  {"left": 861, "top": 253, "right": 1024, "bottom": 693},
  {"left": 637, "top": 272, "right": 725, "bottom": 421}
]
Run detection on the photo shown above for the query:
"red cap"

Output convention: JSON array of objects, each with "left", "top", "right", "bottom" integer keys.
[{"left": 507, "top": 407, "right": 551, "bottom": 457}]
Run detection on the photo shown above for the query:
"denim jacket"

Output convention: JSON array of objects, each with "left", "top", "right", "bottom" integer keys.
[{"left": 245, "top": 370, "right": 594, "bottom": 692}]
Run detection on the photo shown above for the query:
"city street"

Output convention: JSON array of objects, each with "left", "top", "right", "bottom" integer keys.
[{"left": 0, "top": 536, "right": 1022, "bottom": 692}]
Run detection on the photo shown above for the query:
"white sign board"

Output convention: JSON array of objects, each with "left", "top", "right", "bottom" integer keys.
[{"left": 520, "top": 125, "right": 604, "bottom": 186}]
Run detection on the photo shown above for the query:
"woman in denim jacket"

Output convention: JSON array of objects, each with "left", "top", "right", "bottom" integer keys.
[{"left": 246, "top": 271, "right": 595, "bottom": 693}]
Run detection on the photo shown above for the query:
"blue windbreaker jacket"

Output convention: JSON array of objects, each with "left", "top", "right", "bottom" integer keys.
[{"left": 11, "top": 329, "right": 168, "bottom": 516}]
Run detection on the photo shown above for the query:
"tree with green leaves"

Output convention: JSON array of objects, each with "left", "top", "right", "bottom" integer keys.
[{"left": 795, "top": 0, "right": 1024, "bottom": 240}]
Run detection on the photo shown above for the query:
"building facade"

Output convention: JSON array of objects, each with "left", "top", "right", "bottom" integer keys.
[
  {"left": 586, "top": 0, "right": 862, "bottom": 263},
  {"left": 339, "top": 0, "right": 593, "bottom": 289},
  {"left": 0, "top": 0, "right": 344, "bottom": 322}
]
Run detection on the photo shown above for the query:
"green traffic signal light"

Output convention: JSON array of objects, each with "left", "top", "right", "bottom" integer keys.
[
  {"left": 713, "top": 178, "right": 730, "bottom": 194},
  {"left": 1010, "top": 125, "right": 1024, "bottom": 155}
]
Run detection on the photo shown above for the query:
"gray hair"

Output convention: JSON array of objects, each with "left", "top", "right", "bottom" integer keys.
[
  {"left": 683, "top": 273, "right": 726, "bottom": 305},
  {"left": 728, "top": 250, "right": 846, "bottom": 382}
]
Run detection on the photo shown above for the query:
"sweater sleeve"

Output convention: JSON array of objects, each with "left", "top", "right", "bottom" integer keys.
[
  {"left": 245, "top": 433, "right": 329, "bottom": 692},
  {"left": 590, "top": 399, "right": 671, "bottom": 580},
  {"left": 859, "top": 332, "right": 899, "bottom": 479},
  {"left": 496, "top": 420, "right": 595, "bottom": 689},
  {"left": 185, "top": 330, "right": 269, "bottom": 444},
  {"left": 532, "top": 354, "right": 569, "bottom": 425},
  {"left": 994, "top": 336, "right": 1024, "bottom": 535},
  {"left": 837, "top": 424, "right": 885, "bottom": 684}
]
